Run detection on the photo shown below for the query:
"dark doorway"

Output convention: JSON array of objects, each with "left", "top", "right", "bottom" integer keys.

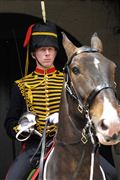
[{"left": 0, "top": 13, "right": 41, "bottom": 179}]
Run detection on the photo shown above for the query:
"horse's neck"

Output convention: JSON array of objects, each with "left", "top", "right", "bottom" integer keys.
[
  {"left": 46, "top": 85, "right": 102, "bottom": 180},
  {"left": 57, "top": 84, "right": 85, "bottom": 143}
]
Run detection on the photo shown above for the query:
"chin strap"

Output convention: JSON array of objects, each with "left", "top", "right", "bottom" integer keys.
[{"left": 24, "top": 43, "right": 29, "bottom": 76}]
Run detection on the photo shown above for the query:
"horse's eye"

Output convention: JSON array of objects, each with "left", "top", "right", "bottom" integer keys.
[{"left": 72, "top": 67, "right": 80, "bottom": 75}]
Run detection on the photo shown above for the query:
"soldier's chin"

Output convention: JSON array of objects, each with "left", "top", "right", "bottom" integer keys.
[{"left": 97, "top": 133, "right": 119, "bottom": 145}]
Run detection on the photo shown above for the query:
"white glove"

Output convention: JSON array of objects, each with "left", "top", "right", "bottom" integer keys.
[
  {"left": 17, "top": 113, "right": 36, "bottom": 132},
  {"left": 46, "top": 112, "right": 59, "bottom": 124},
  {"left": 16, "top": 112, "right": 37, "bottom": 141}
]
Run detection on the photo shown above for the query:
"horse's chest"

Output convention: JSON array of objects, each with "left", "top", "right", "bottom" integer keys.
[{"left": 45, "top": 144, "right": 103, "bottom": 180}]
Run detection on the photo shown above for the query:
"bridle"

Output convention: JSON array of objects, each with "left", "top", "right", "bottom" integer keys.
[
  {"left": 64, "top": 46, "right": 115, "bottom": 144},
  {"left": 64, "top": 46, "right": 114, "bottom": 116}
]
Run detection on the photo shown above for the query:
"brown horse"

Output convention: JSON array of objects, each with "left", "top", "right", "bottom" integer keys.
[{"left": 43, "top": 33, "right": 120, "bottom": 180}]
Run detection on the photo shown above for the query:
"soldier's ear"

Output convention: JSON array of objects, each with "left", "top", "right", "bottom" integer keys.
[{"left": 31, "top": 52, "right": 36, "bottom": 59}]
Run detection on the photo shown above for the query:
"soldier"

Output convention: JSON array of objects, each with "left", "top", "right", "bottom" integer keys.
[{"left": 4, "top": 21, "right": 64, "bottom": 179}]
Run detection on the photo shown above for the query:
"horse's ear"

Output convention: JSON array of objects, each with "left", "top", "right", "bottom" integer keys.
[
  {"left": 91, "top": 32, "right": 103, "bottom": 53},
  {"left": 62, "top": 32, "right": 78, "bottom": 59}
]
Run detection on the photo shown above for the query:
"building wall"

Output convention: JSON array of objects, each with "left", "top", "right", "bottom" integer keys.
[
  {"left": 0, "top": 0, "right": 120, "bottom": 179},
  {"left": 0, "top": 0, "right": 120, "bottom": 87}
]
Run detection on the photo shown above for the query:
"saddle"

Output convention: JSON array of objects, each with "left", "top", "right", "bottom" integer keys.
[{"left": 27, "top": 139, "right": 55, "bottom": 180}]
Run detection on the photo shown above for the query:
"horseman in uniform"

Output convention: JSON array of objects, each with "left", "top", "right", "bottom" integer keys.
[{"left": 4, "top": 21, "right": 64, "bottom": 180}]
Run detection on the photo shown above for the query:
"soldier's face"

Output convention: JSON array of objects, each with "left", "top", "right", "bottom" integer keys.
[{"left": 31, "top": 47, "right": 57, "bottom": 69}]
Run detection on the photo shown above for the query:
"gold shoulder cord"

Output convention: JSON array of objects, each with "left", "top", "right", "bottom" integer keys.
[{"left": 16, "top": 78, "right": 35, "bottom": 113}]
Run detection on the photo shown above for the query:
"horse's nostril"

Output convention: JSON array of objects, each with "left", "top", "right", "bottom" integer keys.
[
  {"left": 105, "top": 133, "right": 120, "bottom": 142},
  {"left": 100, "top": 119, "right": 108, "bottom": 130},
  {"left": 106, "top": 137, "right": 111, "bottom": 142},
  {"left": 111, "top": 134, "right": 118, "bottom": 140}
]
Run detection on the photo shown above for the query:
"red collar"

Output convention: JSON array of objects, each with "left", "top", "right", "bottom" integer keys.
[{"left": 35, "top": 66, "right": 56, "bottom": 74}]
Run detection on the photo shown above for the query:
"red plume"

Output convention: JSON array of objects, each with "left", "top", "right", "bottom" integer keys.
[{"left": 23, "top": 24, "right": 35, "bottom": 47}]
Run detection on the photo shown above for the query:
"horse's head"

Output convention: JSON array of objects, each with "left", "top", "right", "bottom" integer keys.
[{"left": 62, "top": 32, "right": 120, "bottom": 145}]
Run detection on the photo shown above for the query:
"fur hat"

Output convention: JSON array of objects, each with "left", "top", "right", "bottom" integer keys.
[{"left": 24, "top": 21, "right": 59, "bottom": 51}]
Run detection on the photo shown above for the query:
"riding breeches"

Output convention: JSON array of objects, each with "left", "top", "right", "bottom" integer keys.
[{"left": 5, "top": 142, "right": 40, "bottom": 180}]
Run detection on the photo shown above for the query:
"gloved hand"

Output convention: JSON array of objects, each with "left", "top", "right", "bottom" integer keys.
[
  {"left": 17, "top": 119, "right": 31, "bottom": 133},
  {"left": 46, "top": 112, "right": 59, "bottom": 124},
  {"left": 16, "top": 112, "right": 37, "bottom": 141},
  {"left": 17, "top": 112, "right": 36, "bottom": 132}
]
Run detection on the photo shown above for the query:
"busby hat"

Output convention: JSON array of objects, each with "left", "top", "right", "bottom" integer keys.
[{"left": 24, "top": 21, "right": 59, "bottom": 51}]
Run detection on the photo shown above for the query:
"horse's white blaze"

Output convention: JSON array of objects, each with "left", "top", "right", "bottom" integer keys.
[
  {"left": 94, "top": 58, "right": 100, "bottom": 69},
  {"left": 100, "top": 96, "right": 119, "bottom": 135}
]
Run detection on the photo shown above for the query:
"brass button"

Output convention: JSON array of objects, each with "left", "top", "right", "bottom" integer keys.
[
  {"left": 46, "top": 102, "right": 49, "bottom": 105},
  {"left": 46, "top": 113, "right": 50, "bottom": 116},
  {"left": 45, "top": 89, "right": 49, "bottom": 93},
  {"left": 46, "top": 107, "right": 50, "bottom": 111}
]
